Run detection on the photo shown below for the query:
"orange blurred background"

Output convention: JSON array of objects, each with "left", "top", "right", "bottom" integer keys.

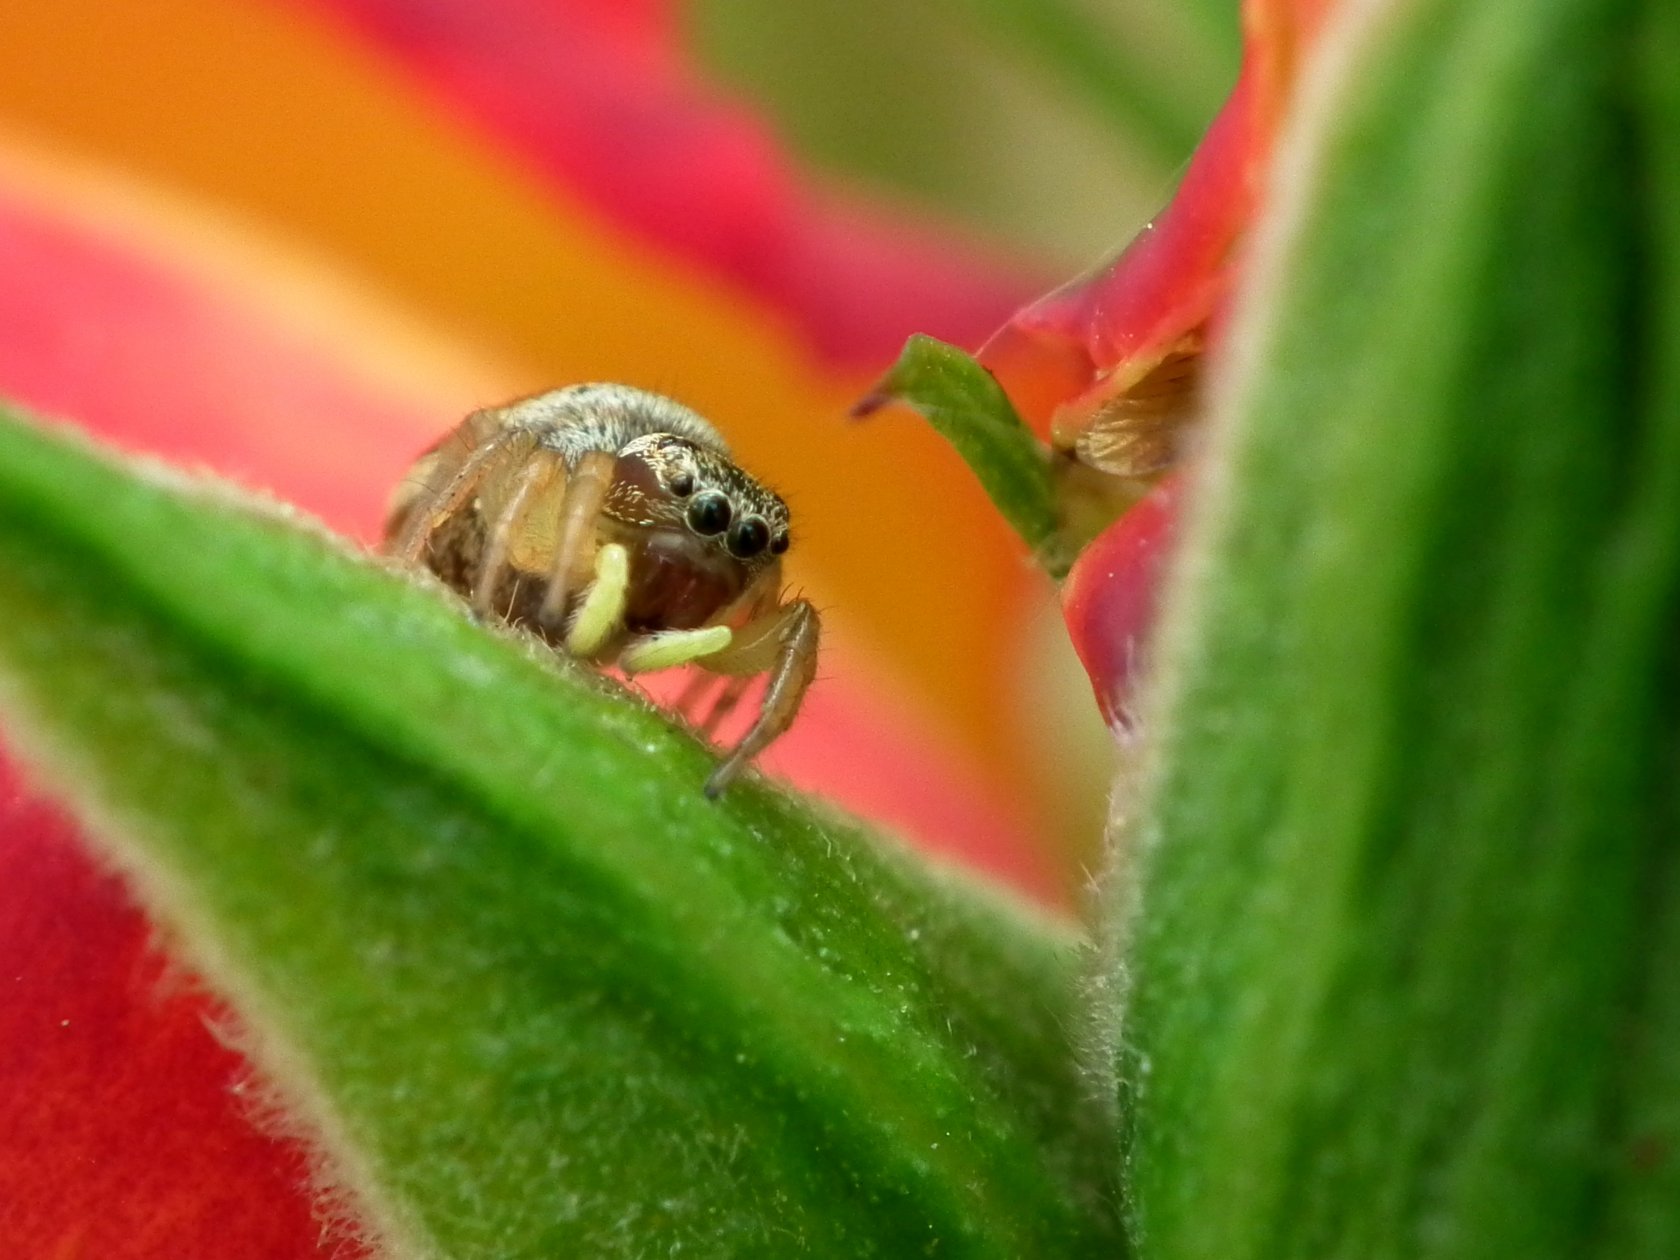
[{"left": 0, "top": 0, "right": 1230, "bottom": 892}]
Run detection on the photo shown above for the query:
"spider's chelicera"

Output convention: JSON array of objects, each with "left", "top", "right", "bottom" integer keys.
[{"left": 385, "top": 384, "right": 819, "bottom": 797}]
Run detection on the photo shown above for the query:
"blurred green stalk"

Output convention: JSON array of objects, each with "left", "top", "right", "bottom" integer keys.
[{"left": 1107, "top": 0, "right": 1680, "bottom": 1256}]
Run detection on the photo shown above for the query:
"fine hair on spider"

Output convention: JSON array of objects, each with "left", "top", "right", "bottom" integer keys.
[{"left": 384, "top": 384, "right": 820, "bottom": 797}]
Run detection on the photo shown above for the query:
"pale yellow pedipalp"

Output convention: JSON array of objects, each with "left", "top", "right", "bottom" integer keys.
[
  {"left": 621, "top": 625, "right": 733, "bottom": 674},
  {"left": 566, "top": 542, "right": 629, "bottom": 657}
]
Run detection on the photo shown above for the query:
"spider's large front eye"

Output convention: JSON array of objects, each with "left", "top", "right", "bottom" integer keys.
[
  {"left": 727, "top": 517, "right": 770, "bottom": 559},
  {"left": 687, "top": 492, "right": 732, "bottom": 535}
]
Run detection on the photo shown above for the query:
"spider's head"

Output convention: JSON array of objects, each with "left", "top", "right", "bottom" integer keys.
[{"left": 608, "top": 433, "right": 791, "bottom": 566}]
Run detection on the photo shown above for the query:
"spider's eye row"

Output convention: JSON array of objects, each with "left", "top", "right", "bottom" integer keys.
[
  {"left": 769, "top": 529, "right": 790, "bottom": 555},
  {"left": 687, "top": 492, "right": 732, "bottom": 535},
  {"left": 668, "top": 470, "right": 695, "bottom": 497},
  {"left": 727, "top": 517, "right": 770, "bottom": 559}
]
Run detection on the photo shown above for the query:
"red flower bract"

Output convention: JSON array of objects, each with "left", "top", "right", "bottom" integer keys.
[
  {"left": 1059, "top": 474, "right": 1183, "bottom": 728},
  {"left": 976, "top": 0, "right": 1335, "bottom": 723},
  {"left": 0, "top": 758, "right": 353, "bottom": 1258}
]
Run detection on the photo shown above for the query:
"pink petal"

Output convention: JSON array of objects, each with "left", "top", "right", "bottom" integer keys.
[{"left": 296, "top": 0, "right": 1045, "bottom": 365}]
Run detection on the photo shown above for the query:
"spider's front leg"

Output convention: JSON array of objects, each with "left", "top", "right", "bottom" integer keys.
[
  {"left": 617, "top": 574, "right": 819, "bottom": 797},
  {"left": 385, "top": 417, "right": 539, "bottom": 565},
  {"left": 463, "top": 440, "right": 629, "bottom": 652},
  {"left": 536, "top": 448, "right": 618, "bottom": 636},
  {"left": 693, "top": 595, "right": 821, "bottom": 799}
]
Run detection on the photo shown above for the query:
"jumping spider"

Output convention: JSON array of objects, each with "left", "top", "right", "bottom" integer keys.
[{"left": 385, "top": 385, "right": 820, "bottom": 797}]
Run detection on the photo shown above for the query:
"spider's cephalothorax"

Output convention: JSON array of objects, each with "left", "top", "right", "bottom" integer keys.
[{"left": 385, "top": 385, "right": 819, "bottom": 797}]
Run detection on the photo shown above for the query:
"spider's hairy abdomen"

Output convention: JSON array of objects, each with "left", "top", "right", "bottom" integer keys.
[{"left": 492, "top": 384, "right": 731, "bottom": 463}]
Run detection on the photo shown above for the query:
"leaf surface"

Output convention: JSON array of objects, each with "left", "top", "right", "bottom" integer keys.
[
  {"left": 1109, "top": 1, "right": 1680, "bottom": 1257},
  {"left": 0, "top": 407, "right": 1119, "bottom": 1258}
]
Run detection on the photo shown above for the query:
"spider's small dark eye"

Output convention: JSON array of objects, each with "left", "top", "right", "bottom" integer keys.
[
  {"left": 769, "top": 529, "right": 790, "bottom": 555},
  {"left": 727, "top": 517, "right": 770, "bottom": 559},
  {"left": 668, "top": 471, "right": 695, "bottom": 497},
  {"left": 687, "top": 492, "right": 732, "bottom": 535}
]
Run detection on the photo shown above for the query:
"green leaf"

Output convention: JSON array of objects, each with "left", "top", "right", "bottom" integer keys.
[
  {"left": 0, "top": 405, "right": 1120, "bottom": 1256},
  {"left": 862, "top": 334, "right": 1078, "bottom": 576},
  {"left": 1108, "top": 1, "right": 1680, "bottom": 1258}
]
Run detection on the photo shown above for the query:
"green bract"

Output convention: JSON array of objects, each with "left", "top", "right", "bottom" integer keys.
[
  {"left": 1107, "top": 1, "right": 1680, "bottom": 1257},
  {"left": 0, "top": 408, "right": 1117, "bottom": 1257},
  {"left": 866, "top": 334, "right": 1074, "bottom": 575}
]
